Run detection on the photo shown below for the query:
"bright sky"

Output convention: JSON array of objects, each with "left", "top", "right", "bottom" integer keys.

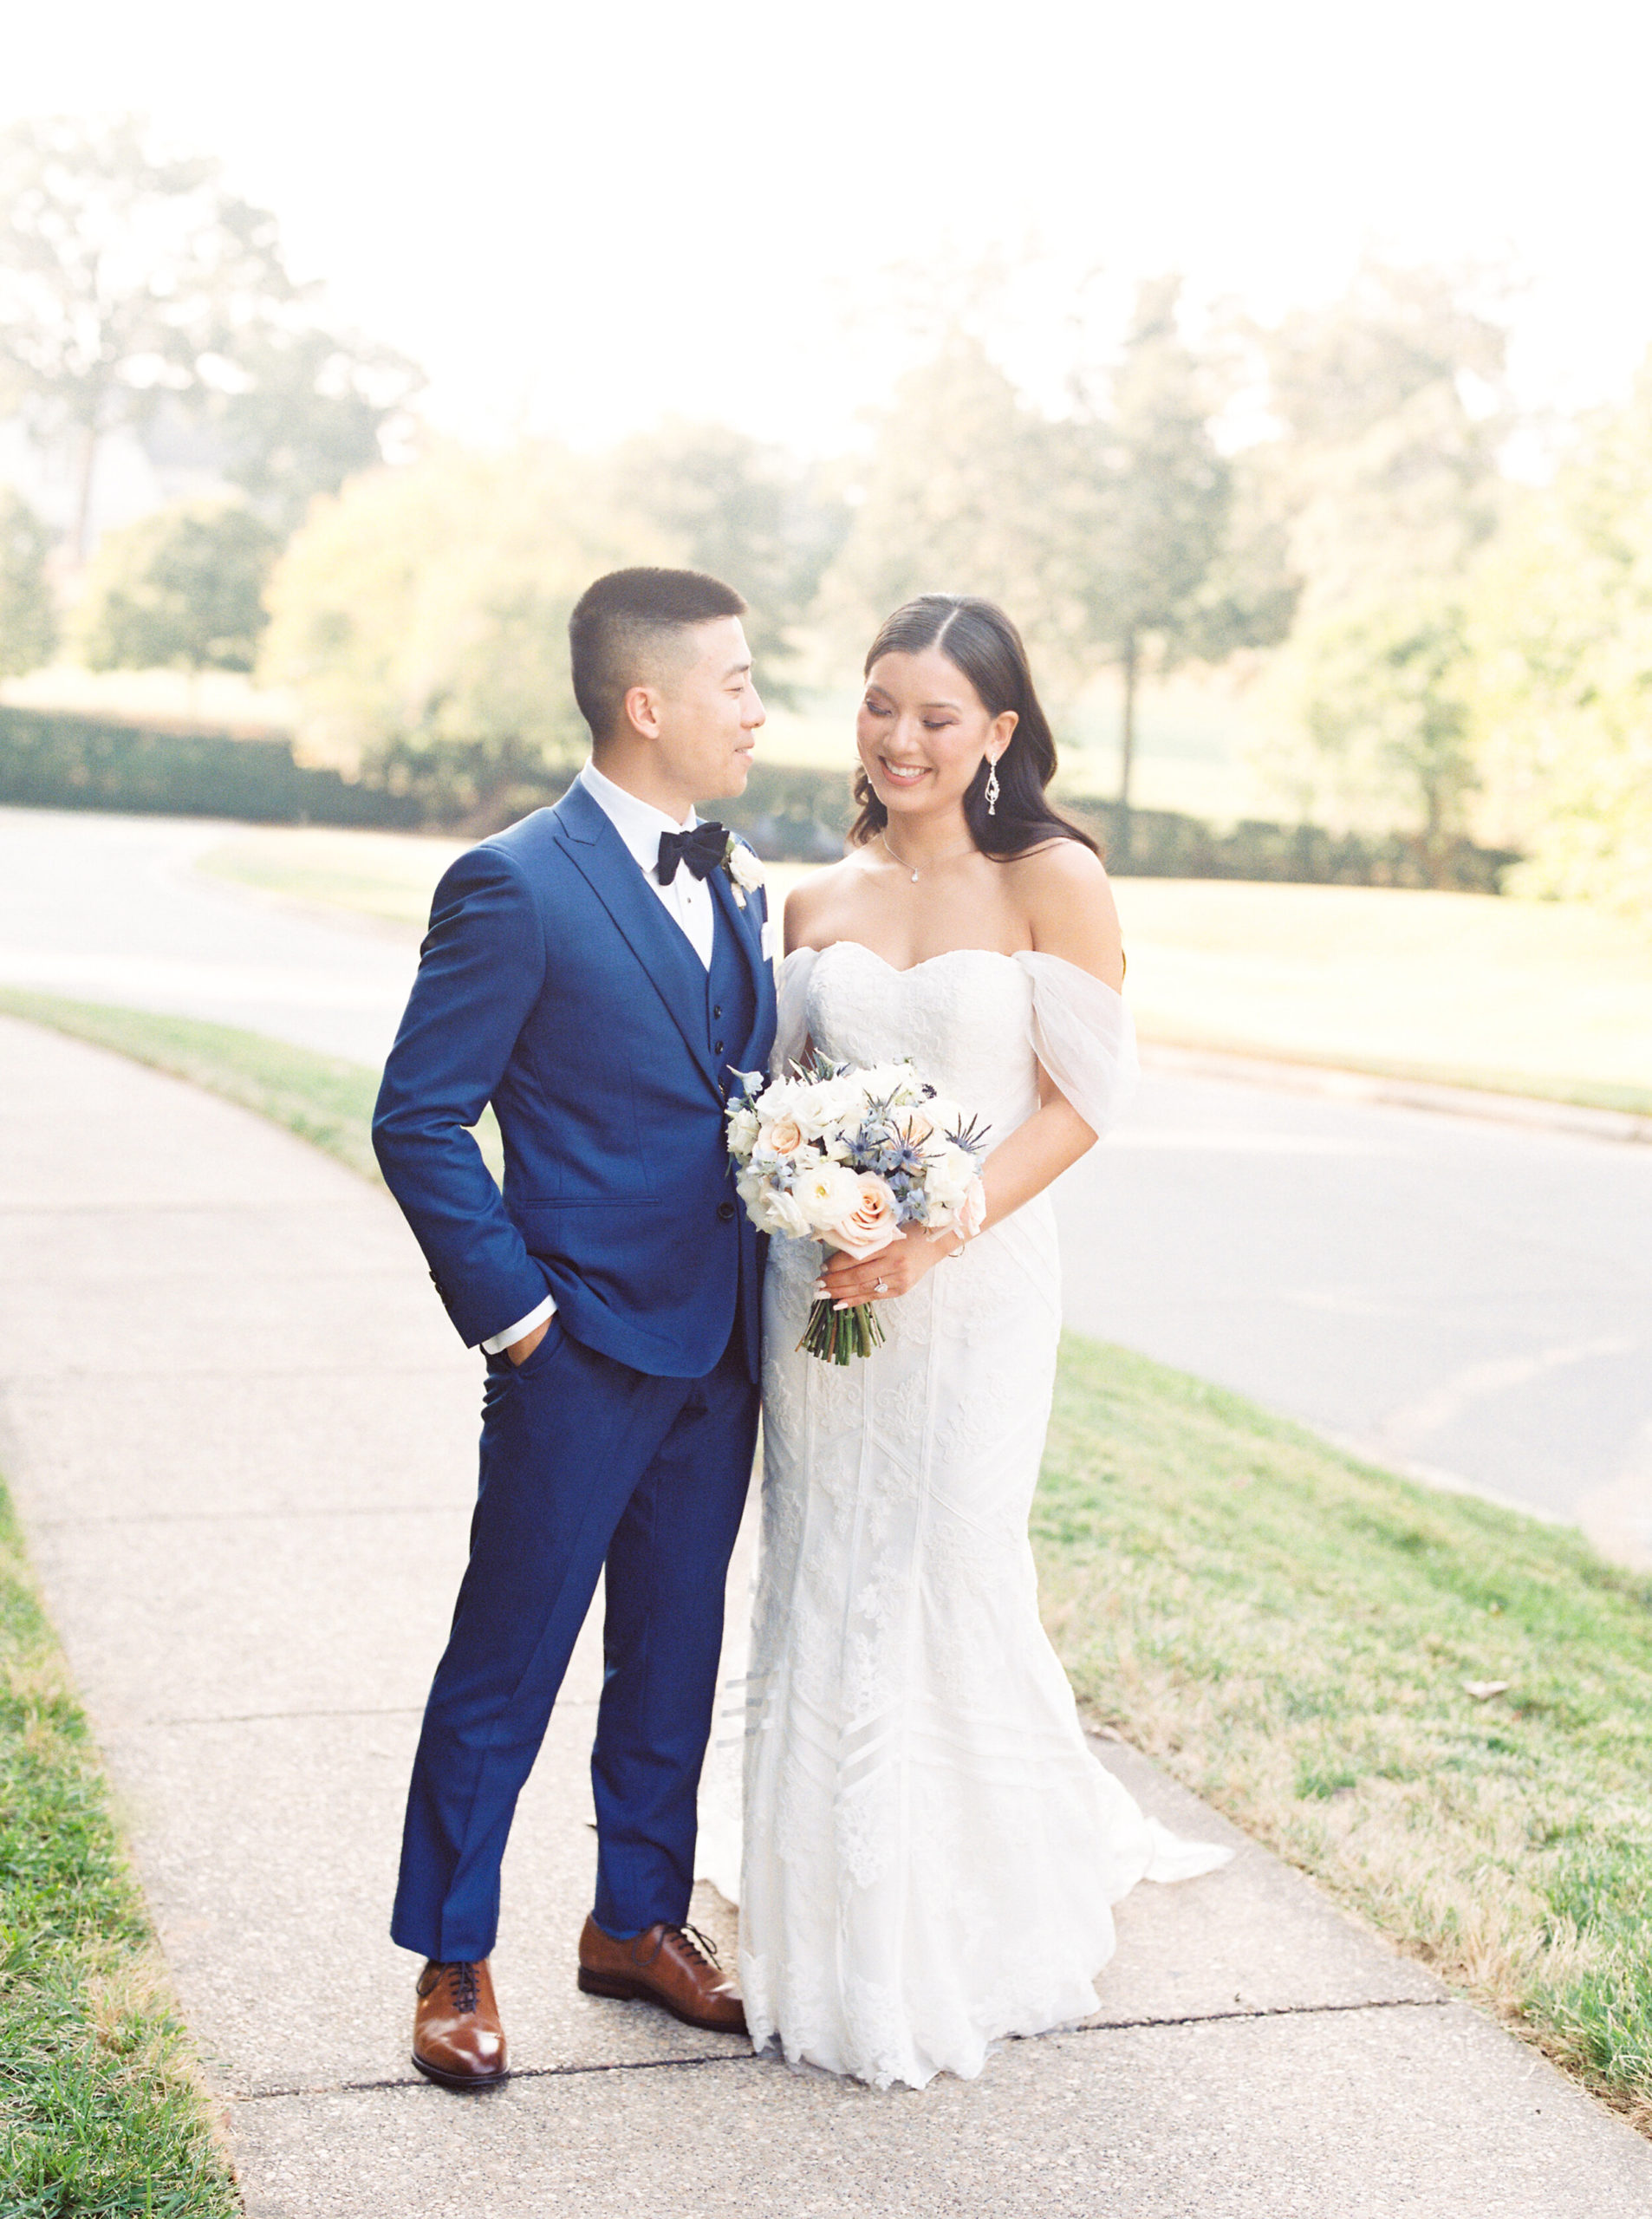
[{"left": 6, "top": 0, "right": 1651, "bottom": 452}]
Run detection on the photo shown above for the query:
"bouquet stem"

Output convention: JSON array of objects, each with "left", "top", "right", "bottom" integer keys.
[{"left": 797, "top": 1297, "right": 886, "bottom": 1365}]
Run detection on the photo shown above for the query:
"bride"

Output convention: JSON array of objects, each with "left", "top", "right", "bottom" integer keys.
[{"left": 735, "top": 594, "right": 1229, "bottom": 2090}]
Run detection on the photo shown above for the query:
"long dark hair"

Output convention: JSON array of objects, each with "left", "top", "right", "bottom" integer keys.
[{"left": 849, "top": 595, "right": 1098, "bottom": 860}]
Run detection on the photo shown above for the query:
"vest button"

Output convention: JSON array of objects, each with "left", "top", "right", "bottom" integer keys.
[
  {"left": 714, "top": 1038, "right": 725, "bottom": 1054},
  {"left": 713, "top": 1004, "right": 724, "bottom": 1018},
  {"left": 718, "top": 1201, "right": 736, "bottom": 1221}
]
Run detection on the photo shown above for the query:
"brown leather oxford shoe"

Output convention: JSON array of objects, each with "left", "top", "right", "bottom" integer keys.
[
  {"left": 412, "top": 1958, "right": 508, "bottom": 2091},
  {"left": 576, "top": 1916, "right": 747, "bottom": 2035}
]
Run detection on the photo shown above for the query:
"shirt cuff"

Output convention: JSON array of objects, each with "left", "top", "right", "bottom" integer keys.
[{"left": 480, "top": 1294, "right": 556, "bottom": 1355}]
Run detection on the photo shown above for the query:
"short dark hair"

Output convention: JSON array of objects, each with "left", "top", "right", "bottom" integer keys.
[{"left": 569, "top": 567, "right": 747, "bottom": 742}]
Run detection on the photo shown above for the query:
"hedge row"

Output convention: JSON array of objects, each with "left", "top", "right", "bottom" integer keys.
[
  {"left": 0, "top": 708, "right": 421, "bottom": 827},
  {"left": 0, "top": 708, "right": 1519, "bottom": 890}
]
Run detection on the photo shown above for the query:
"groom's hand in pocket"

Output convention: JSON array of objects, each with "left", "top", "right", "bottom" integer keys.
[{"left": 506, "top": 1318, "right": 550, "bottom": 1367}]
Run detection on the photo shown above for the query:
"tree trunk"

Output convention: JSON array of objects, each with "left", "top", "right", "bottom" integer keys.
[
  {"left": 1421, "top": 776, "right": 1449, "bottom": 890},
  {"left": 73, "top": 422, "right": 100, "bottom": 567},
  {"left": 1115, "top": 630, "right": 1138, "bottom": 862}
]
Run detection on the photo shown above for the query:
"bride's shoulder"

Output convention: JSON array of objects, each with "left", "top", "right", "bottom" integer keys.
[
  {"left": 1001, "top": 836, "right": 1123, "bottom": 983},
  {"left": 782, "top": 851, "right": 869, "bottom": 950},
  {"left": 998, "top": 834, "right": 1113, "bottom": 909}
]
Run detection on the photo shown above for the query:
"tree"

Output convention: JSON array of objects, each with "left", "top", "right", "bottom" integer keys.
[
  {"left": 259, "top": 443, "right": 673, "bottom": 828},
  {"left": 1053, "top": 277, "right": 1241, "bottom": 826},
  {"left": 1273, "top": 587, "right": 1477, "bottom": 879},
  {"left": 1252, "top": 263, "right": 1512, "bottom": 850},
  {"left": 815, "top": 336, "right": 1057, "bottom": 657},
  {"left": 0, "top": 485, "right": 56, "bottom": 674},
  {"left": 1467, "top": 361, "right": 1652, "bottom": 917},
  {"left": 75, "top": 499, "right": 280, "bottom": 674},
  {"left": 0, "top": 114, "right": 420, "bottom": 556},
  {"left": 1260, "top": 264, "right": 1507, "bottom": 607},
  {"left": 207, "top": 322, "right": 423, "bottom": 536},
  {"left": 601, "top": 420, "right": 847, "bottom": 697}
]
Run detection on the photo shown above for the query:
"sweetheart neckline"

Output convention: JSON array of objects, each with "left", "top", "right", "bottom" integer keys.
[{"left": 790, "top": 941, "right": 1028, "bottom": 979}]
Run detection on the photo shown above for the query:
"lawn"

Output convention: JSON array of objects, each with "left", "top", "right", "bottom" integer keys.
[
  {"left": 0, "top": 1474, "right": 238, "bottom": 2215},
  {"left": 1111, "top": 877, "right": 1652, "bottom": 1119},
  {"left": 1040, "top": 1338, "right": 1652, "bottom": 2130},
  {"left": 5, "top": 987, "right": 1651, "bottom": 2130},
  {"left": 197, "top": 827, "right": 1652, "bottom": 1116}
]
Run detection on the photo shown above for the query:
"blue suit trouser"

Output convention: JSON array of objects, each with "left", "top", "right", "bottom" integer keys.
[{"left": 390, "top": 1315, "right": 758, "bottom": 1962}]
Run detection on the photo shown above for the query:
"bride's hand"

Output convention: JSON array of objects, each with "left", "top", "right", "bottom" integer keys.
[{"left": 817, "top": 1223, "right": 958, "bottom": 1308}]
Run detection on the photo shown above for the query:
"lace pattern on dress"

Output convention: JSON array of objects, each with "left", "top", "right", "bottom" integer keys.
[{"left": 729, "top": 941, "right": 1228, "bottom": 2091}]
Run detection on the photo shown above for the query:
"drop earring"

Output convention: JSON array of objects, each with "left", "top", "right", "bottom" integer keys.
[{"left": 984, "top": 759, "right": 1000, "bottom": 817}]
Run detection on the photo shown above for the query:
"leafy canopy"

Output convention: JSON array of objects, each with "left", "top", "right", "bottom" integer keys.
[{"left": 75, "top": 499, "right": 281, "bottom": 674}]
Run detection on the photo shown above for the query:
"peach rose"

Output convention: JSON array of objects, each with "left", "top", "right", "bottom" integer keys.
[
  {"left": 761, "top": 1114, "right": 807, "bottom": 1158},
  {"left": 957, "top": 1175, "right": 987, "bottom": 1241},
  {"left": 829, "top": 1172, "right": 901, "bottom": 1262},
  {"left": 890, "top": 1106, "right": 933, "bottom": 1148}
]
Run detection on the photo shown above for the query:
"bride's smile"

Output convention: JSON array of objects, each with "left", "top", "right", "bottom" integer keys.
[{"left": 855, "top": 643, "right": 1018, "bottom": 829}]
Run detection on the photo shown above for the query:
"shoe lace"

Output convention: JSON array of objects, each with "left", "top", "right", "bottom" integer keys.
[
  {"left": 667, "top": 1923, "right": 720, "bottom": 1969},
  {"left": 446, "top": 1961, "right": 480, "bottom": 2014}
]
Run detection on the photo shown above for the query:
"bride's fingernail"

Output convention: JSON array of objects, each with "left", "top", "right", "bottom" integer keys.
[{"left": 832, "top": 1300, "right": 850, "bottom": 1311}]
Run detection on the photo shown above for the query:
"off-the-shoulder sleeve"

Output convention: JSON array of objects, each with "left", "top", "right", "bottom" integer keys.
[
  {"left": 1015, "top": 950, "right": 1140, "bottom": 1136},
  {"left": 771, "top": 947, "right": 818, "bottom": 1076}
]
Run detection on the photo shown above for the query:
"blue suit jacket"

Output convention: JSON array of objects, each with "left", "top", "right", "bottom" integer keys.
[{"left": 373, "top": 780, "right": 777, "bottom": 1379}]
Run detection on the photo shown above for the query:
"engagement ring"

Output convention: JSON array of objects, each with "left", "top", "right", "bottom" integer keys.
[{"left": 873, "top": 1278, "right": 888, "bottom": 1294}]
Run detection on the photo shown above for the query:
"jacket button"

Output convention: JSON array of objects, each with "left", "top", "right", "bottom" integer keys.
[{"left": 718, "top": 1201, "right": 736, "bottom": 1221}]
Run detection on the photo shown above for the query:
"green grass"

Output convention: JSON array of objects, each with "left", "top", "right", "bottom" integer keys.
[
  {"left": 7, "top": 986, "right": 1652, "bottom": 2128},
  {"left": 194, "top": 830, "right": 1652, "bottom": 1120},
  {"left": 196, "top": 826, "right": 464, "bottom": 931},
  {"left": 1112, "top": 877, "right": 1652, "bottom": 1118},
  {"left": 1039, "top": 1337, "right": 1652, "bottom": 2125},
  {"left": 0, "top": 1479, "right": 239, "bottom": 2216},
  {"left": 0, "top": 989, "right": 384, "bottom": 1181}
]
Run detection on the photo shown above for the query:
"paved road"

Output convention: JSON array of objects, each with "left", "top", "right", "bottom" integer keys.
[
  {"left": 9, "top": 1018, "right": 1649, "bottom": 2218},
  {"left": 4, "top": 805, "right": 1649, "bottom": 1553}
]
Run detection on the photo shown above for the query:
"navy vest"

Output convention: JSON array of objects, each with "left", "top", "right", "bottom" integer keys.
[
  {"left": 706, "top": 892, "right": 759, "bottom": 1089},
  {"left": 707, "top": 888, "right": 764, "bottom": 1378}
]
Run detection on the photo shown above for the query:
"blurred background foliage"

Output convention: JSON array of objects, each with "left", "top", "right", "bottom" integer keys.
[{"left": 0, "top": 114, "right": 1648, "bottom": 914}]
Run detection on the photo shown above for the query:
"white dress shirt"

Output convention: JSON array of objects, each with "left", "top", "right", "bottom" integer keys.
[
  {"left": 480, "top": 759, "right": 713, "bottom": 1355},
  {"left": 575, "top": 758, "right": 716, "bottom": 968}
]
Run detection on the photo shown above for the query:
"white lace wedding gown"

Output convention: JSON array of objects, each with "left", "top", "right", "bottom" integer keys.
[{"left": 732, "top": 940, "right": 1230, "bottom": 2091}]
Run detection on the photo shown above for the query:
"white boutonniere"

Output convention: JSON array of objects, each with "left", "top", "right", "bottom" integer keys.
[{"left": 721, "top": 835, "right": 766, "bottom": 908}]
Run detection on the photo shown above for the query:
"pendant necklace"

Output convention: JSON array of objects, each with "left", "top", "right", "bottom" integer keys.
[{"left": 880, "top": 830, "right": 976, "bottom": 883}]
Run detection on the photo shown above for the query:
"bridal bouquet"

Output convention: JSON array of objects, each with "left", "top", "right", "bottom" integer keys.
[{"left": 726, "top": 1055, "right": 989, "bottom": 1364}]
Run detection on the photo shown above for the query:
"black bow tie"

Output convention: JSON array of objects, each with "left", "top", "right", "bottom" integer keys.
[{"left": 655, "top": 821, "right": 727, "bottom": 886}]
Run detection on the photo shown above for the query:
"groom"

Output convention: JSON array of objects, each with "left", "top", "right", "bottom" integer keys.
[{"left": 373, "top": 567, "right": 776, "bottom": 2090}]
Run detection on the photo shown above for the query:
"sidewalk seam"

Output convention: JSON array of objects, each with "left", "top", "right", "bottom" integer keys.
[{"left": 234, "top": 1995, "right": 1454, "bottom": 2104}]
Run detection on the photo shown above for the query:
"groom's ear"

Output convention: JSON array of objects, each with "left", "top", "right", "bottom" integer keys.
[{"left": 621, "top": 682, "right": 667, "bottom": 741}]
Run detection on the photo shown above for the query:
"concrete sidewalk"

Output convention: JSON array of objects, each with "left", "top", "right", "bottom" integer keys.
[{"left": 3, "top": 1011, "right": 1649, "bottom": 2218}]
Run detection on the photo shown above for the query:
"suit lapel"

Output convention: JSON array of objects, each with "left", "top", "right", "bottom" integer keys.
[
  {"left": 552, "top": 784, "right": 719, "bottom": 1094},
  {"left": 710, "top": 863, "right": 776, "bottom": 1072}
]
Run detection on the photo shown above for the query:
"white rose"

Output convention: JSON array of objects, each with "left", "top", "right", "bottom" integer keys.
[
  {"left": 920, "top": 1098, "right": 965, "bottom": 1146},
  {"left": 727, "top": 840, "right": 766, "bottom": 892},
  {"left": 758, "top": 1186, "right": 811, "bottom": 1239},
  {"left": 868, "top": 1060, "right": 919, "bottom": 1100},
  {"left": 924, "top": 1142, "right": 977, "bottom": 1211},
  {"left": 790, "top": 1077, "right": 861, "bottom": 1140},
  {"left": 725, "top": 1104, "right": 759, "bottom": 1156},
  {"left": 792, "top": 1159, "right": 862, "bottom": 1234}
]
